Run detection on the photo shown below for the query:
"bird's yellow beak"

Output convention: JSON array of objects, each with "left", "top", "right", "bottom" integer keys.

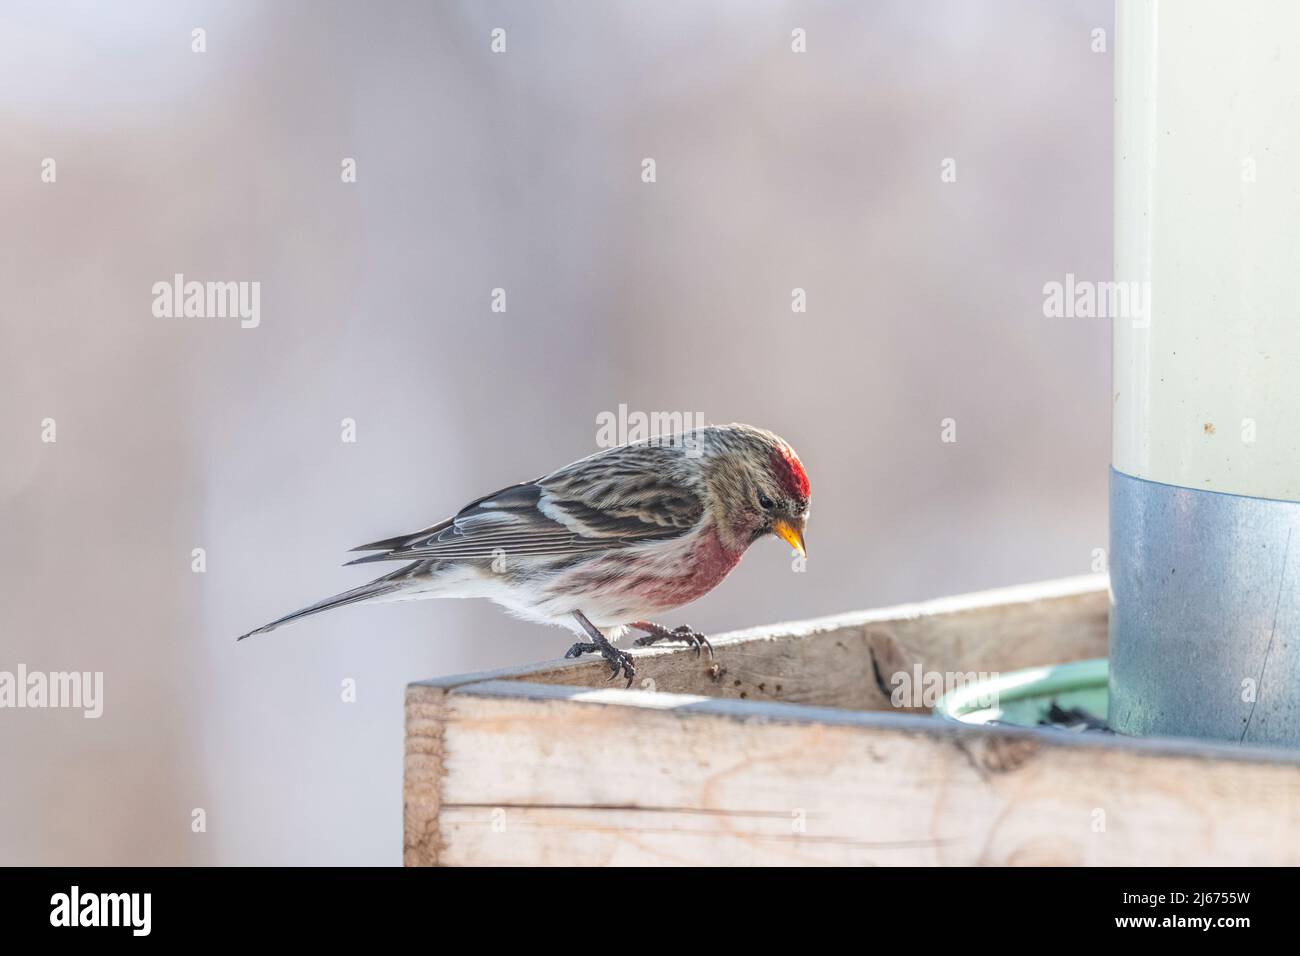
[{"left": 773, "top": 517, "right": 807, "bottom": 558}]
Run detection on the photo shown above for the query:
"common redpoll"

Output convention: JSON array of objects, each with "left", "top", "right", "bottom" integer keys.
[{"left": 237, "top": 423, "right": 811, "bottom": 685}]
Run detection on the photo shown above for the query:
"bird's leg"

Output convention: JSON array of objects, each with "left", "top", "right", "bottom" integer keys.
[
  {"left": 565, "top": 611, "right": 636, "bottom": 687},
  {"left": 630, "top": 621, "right": 714, "bottom": 660}
]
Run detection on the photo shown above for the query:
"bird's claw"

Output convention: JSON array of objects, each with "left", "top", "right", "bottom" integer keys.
[
  {"left": 565, "top": 640, "right": 635, "bottom": 688},
  {"left": 604, "top": 650, "right": 635, "bottom": 688},
  {"left": 673, "top": 625, "right": 714, "bottom": 660},
  {"left": 633, "top": 623, "right": 713, "bottom": 660}
]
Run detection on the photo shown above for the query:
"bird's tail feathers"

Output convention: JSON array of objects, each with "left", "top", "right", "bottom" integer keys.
[{"left": 236, "top": 564, "right": 417, "bottom": 641}]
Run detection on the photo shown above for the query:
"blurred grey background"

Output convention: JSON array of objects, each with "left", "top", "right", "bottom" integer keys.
[{"left": 0, "top": 0, "right": 1111, "bottom": 864}]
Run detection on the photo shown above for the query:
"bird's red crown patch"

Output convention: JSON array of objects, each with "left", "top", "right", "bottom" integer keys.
[{"left": 771, "top": 445, "right": 811, "bottom": 501}]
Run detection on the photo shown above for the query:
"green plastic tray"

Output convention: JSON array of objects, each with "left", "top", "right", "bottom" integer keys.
[{"left": 934, "top": 658, "right": 1108, "bottom": 727}]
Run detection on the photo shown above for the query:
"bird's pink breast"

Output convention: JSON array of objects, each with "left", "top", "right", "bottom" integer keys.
[
  {"left": 538, "top": 524, "right": 750, "bottom": 626},
  {"left": 632, "top": 526, "right": 746, "bottom": 608}
]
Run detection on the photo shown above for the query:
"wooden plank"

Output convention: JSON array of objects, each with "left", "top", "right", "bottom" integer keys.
[
  {"left": 405, "top": 575, "right": 1111, "bottom": 865},
  {"left": 409, "top": 680, "right": 1300, "bottom": 866},
  {"left": 411, "top": 574, "right": 1109, "bottom": 712}
]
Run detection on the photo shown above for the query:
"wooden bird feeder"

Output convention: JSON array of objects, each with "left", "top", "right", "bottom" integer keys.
[{"left": 403, "top": 575, "right": 1300, "bottom": 866}]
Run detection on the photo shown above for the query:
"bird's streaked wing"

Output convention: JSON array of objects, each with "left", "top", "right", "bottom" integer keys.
[{"left": 344, "top": 441, "right": 705, "bottom": 565}]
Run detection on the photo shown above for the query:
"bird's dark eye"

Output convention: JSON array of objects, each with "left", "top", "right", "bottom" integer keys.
[{"left": 757, "top": 493, "right": 774, "bottom": 511}]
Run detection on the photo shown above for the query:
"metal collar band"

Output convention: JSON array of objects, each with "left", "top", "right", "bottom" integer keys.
[{"left": 1110, "top": 468, "right": 1300, "bottom": 745}]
